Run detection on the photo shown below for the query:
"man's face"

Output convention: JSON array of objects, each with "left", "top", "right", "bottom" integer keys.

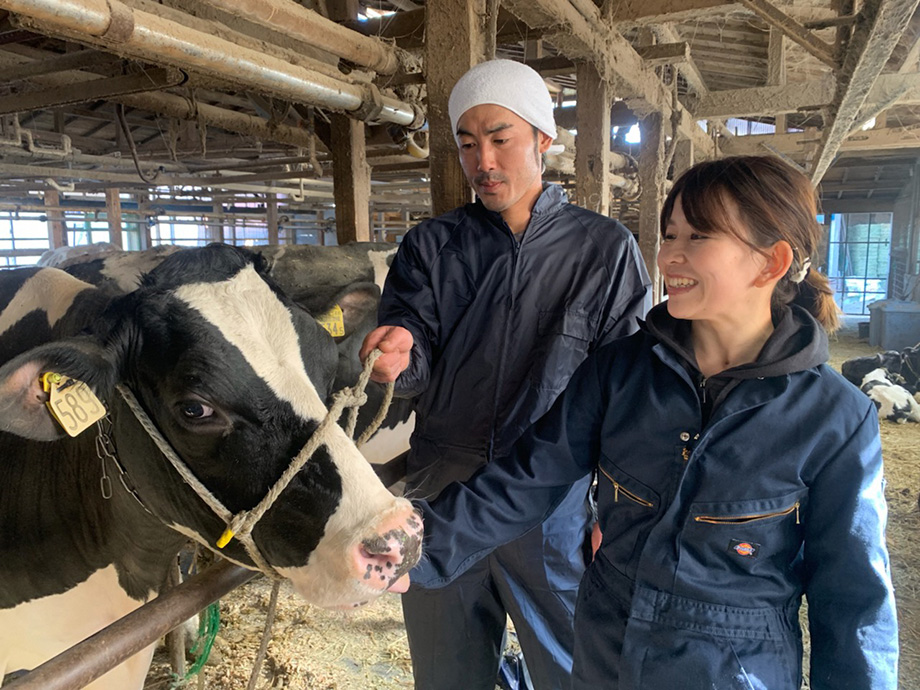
[{"left": 455, "top": 104, "right": 553, "bottom": 223}]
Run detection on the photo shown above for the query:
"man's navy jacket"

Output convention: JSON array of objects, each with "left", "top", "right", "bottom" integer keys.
[{"left": 377, "top": 183, "right": 652, "bottom": 496}]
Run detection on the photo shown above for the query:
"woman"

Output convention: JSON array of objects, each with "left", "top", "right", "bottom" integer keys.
[{"left": 409, "top": 156, "right": 898, "bottom": 689}]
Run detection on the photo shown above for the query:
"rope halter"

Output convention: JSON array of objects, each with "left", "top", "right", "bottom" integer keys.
[{"left": 113, "top": 349, "right": 394, "bottom": 579}]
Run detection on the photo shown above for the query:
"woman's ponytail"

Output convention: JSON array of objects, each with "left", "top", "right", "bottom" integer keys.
[{"left": 792, "top": 268, "right": 840, "bottom": 332}]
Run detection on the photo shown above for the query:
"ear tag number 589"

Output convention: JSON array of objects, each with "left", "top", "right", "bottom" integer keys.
[{"left": 41, "top": 372, "right": 106, "bottom": 437}]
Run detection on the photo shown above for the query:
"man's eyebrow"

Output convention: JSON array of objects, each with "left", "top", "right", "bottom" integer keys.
[{"left": 456, "top": 122, "right": 514, "bottom": 137}]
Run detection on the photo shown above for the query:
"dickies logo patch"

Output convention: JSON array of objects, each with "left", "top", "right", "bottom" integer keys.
[{"left": 729, "top": 539, "right": 760, "bottom": 558}]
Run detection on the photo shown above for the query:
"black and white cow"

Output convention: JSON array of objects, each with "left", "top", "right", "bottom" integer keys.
[
  {"left": 41, "top": 242, "right": 416, "bottom": 467},
  {"left": 843, "top": 347, "right": 920, "bottom": 395},
  {"left": 0, "top": 244, "right": 422, "bottom": 689},
  {"left": 860, "top": 368, "right": 920, "bottom": 423}
]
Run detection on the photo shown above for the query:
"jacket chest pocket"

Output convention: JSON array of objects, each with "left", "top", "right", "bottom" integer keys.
[
  {"left": 679, "top": 491, "right": 807, "bottom": 596},
  {"left": 529, "top": 310, "right": 594, "bottom": 391},
  {"left": 596, "top": 459, "right": 659, "bottom": 577}
]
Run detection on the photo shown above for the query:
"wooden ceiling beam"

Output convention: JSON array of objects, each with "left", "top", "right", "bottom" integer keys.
[
  {"left": 554, "top": 100, "right": 638, "bottom": 130},
  {"left": 524, "top": 54, "right": 575, "bottom": 76},
  {"left": 347, "top": 7, "right": 537, "bottom": 49},
  {"left": 684, "top": 37, "right": 769, "bottom": 54},
  {"left": 738, "top": 0, "right": 838, "bottom": 68},
  {"left": 653, "top": 24, "right": 708, "bottom": 96},
  {"left": 636, "top": 41, "right": 691, "bottom": 66},
  {"left": 692, "top": 59, "right": 765, "bottom": 77},
  {"left": 0, "top": 47, "right": 120, "bottom": 81},
  {"left": 693, "top": 71, "right": 920, "bottom": 119},
  {"left": 0, "top": 67, "right": 186, "bottom": 116},
  {"left": 721, "top": 125, "right": 920, "bottom": 158},
  {"left": 818, "top": 197, "right": 896, "bottom": 213},
  {"left": 676, "top": 25, "right": 772, "bottom": 43},
  {"left": 605, "top": 0, "right": 737, "bottom": 27},
  {"left": 502, "top": 0, "right": 715, "bottom": 156},
  {"left": 897, "top": 32, "right": 920, "bottom": 73},
  {"left": 810, "top": 0, "right": 920, "bottom": 183}
]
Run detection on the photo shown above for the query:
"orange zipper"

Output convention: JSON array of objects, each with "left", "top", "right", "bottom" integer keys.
[
  {"left": 599, "top": 466, "right": 654, "bottom": 507},
  {"left": 694, "top": 501, "right": 800, "bottom": 525}
]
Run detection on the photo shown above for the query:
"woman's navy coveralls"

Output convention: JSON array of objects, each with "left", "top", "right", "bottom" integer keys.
[{"left": 414, "top": 305, "right": 898, "bottom": 690}]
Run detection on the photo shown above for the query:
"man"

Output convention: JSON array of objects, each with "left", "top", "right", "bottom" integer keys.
[{"left": 360, "top": 59, "right": 651, "bottom": 690}]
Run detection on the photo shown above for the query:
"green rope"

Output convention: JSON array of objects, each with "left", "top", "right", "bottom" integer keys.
[{"left": 168, "top": 602, "right": 221, "bottom": 689}]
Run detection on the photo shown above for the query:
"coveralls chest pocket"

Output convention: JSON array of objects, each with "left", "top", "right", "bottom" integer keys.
[
  {"left": 530, "top": 310, "right": 594, "bottom": 391},
  {"left": 622, "top": 491, "right": 810, "bottom": 690},
  {"left": 596, "top": 457, "right": 658, "bottom": 578},
  {"left": 679, "top": 490, "right": 808, "bottom": 592}
]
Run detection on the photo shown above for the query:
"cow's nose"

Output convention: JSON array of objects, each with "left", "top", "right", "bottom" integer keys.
[{"left": 355, "top": 509, "right": 422, "bottom": 591}]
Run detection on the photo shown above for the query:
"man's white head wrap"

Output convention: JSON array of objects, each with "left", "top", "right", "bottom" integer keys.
[{"left": 448, "top": 59, "right": 564, "bottom": 152}]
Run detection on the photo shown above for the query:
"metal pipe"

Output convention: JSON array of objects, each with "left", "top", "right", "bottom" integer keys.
[
  {"left": 4, "top": 560, "right": 256, "bottom": 690},
  {"left": 198, "top": 0, "right": 400, "bottom": 75},
  {"left": 3, "top": 0, "right": 423, "bottom": 127},
  {"left": 0, "top": 51, "right": 320, "bottom": 150}
]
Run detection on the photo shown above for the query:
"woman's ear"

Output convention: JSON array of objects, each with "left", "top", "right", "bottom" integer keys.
[{"left": 755, "top": 240, "right": 794, "bottom": 287}]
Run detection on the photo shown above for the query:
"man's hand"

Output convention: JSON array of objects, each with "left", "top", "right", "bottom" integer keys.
[{"left": 360, "top": 325, "right": 414, "bottom": 383}]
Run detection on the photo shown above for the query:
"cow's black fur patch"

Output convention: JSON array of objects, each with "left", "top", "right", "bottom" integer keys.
[{"left": 0, "top": 244, "right": 350, "bottom": 604}]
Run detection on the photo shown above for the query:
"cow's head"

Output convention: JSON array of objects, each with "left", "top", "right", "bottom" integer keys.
[{"left": 0, "top": 244, "right": 421, "bottom": 608}]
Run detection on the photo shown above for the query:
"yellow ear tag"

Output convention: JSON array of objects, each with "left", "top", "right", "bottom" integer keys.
[
  {"left": 217, "top": 528, "right": 235, "bottom": 549},
  {"left": 41, "top": 372, "right": 106, "bottom": 437},
  {"left": 316, "top": 304, "right": 346, "bottom": 337}
]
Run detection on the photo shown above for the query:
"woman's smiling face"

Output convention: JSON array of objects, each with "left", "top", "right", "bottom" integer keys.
[{"left": 658, "top": 194, "right": 771, "bottom": 327}]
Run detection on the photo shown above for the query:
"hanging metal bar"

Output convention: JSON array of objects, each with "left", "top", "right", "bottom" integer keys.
[
  {"left": 1, "top": 0, "right": 424, "bottom": 127},
  {"left": 4, "top": 560, "right": 256, "bottom": 690}
]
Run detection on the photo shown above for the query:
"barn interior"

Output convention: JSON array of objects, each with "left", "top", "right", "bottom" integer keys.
[
  {"left": 1, "top": 0, "right": 919, "bottom": 687},
  {"left": 0, "top": 0, "right": 919, "bottom": 321}
]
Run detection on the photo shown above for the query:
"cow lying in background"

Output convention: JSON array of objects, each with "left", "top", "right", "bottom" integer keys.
[
  {"left": 0, "top": 244, "right": 422, "bottom": 689},
  {"left": 860, "top": 368, "right": 920, "bottom": 423},
  {"left": 843, "top": 345, "right": 920, "bottom": 395}
]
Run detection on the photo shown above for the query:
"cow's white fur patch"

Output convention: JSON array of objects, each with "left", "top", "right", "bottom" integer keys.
[
  {"left": 360, "top": 415, "right": 415, "bottom": 465},
  {"left": 0, "top": 269, "right": 91, "bottom": 337},
  {"left": 174, "top": 266, "right": 410, "bottom": 606},
  {"left": 861, "top": 368, "right": 920, "bottom": 423},
  {"left": 0, "top": 565, "right": 156, "bottom": 690},
  {"left": 367, "top": 248, "right": 398, "bottom": 292}
]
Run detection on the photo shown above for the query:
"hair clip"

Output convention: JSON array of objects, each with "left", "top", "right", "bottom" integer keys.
[{"left": 790, "top": 257, "right": 811, "bottom": 284}]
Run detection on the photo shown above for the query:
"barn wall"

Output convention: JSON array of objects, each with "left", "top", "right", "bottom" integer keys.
[{"left": 891, "top": 163, "right": 920, "bottom": 302}]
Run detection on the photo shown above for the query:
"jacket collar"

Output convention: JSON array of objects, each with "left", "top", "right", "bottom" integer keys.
[
  {"left": 643, "top": 302, "right": 828, "bottom": 382},
  {"left": 472, "top": 183, "right": 568, "bottom": 234}
]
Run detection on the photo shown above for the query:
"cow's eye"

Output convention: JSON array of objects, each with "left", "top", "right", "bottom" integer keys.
[{"left": 180, "top": 401, "right": 214, "bottom": 419}]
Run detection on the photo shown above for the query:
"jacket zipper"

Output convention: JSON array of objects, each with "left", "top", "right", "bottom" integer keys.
[
  {"left": 487, "top": 222, "right": 521, "bottom": 458},
  {"left": 694, "top": 501, "right": 800, "bottom": 525},
  {"left": 699, "top": 375, "right": 708, "bottom": 404},
  {"left": 599, "top": 466, "right": 654, "bottom": 507}
]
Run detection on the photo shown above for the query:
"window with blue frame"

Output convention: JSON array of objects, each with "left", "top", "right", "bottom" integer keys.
[{"left": 825, "top": 212, "right": 891, "bottom": 315}]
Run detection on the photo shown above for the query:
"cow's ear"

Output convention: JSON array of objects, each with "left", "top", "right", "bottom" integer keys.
[
  {"left": 0, "top": 339, "right": 117, "bottom": 441},
  {"left": 333, "top": 283, "right": 381, "bottom": 338}
]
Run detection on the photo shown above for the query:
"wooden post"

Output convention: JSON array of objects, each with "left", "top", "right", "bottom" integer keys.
[
  {"left": 768, "top": 28, "right": 787, "bottom": 133},
  {"left": 330, "top": 114, "right": 371, "bottom": 244},
  {"left": 136, "top": 193, "right": 152, "bottom": 249},
  {"left": 575, "top": 60, "right": 611, "bottom": 216},
  {"left": 638, "top": 113, "right": 666, "bottom": 304},
  {"left": 317, "top": 210, "right": 326, "bottom": 246},
  {"left": 212, "top": 202, "right": 225, "bottom": 243},
  {"left": 425, "top": 0, "right": 485, "bottom": 215},
  {"left": 673, "top": 138, "right": 694, "bottom": 179},
  {"left": 266, "top": 193, "right": 279, "bottom": 244},
  {"left": 105, "top": 188, "right": 124, "bottom": 249},
  {"left": 44, "top": 189, "right": 67, "bottom": 248},
  {"left": 325, "top": 0, "right": 359, "bottom": 22}
]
